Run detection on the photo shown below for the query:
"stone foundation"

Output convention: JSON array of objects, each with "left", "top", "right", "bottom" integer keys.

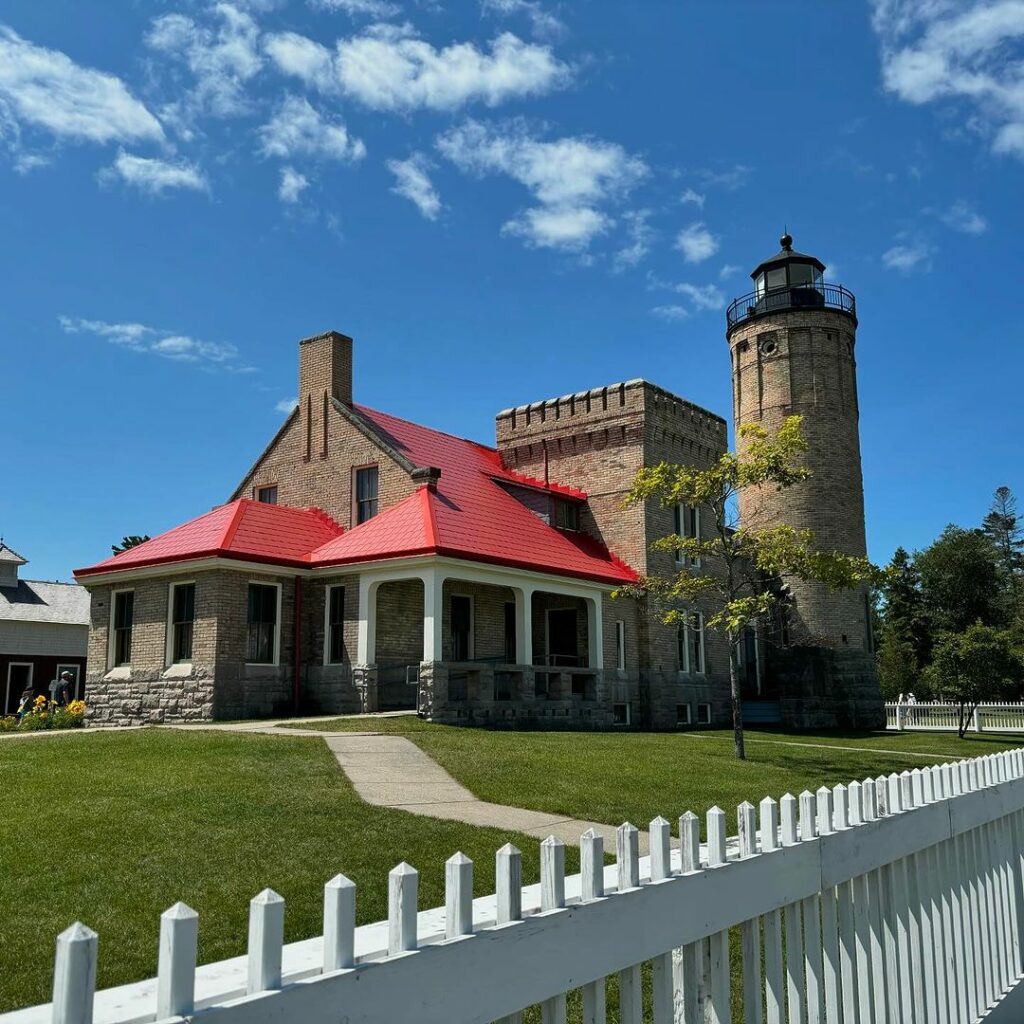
[{"left": 85, "top": 665, "right": 216, "bottom": 726}]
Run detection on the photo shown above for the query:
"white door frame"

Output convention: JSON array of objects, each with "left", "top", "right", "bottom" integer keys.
[
  {"left": 55, "top": 663, "right": 83, "bottom": 700},
  {"left": 6, "top": 662, "right": 34, "bottom": 714}
]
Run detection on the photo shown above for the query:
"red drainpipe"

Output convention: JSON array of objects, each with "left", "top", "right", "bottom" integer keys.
[{"left": 293, "top": 575, "right": 302, "bottom": 715}]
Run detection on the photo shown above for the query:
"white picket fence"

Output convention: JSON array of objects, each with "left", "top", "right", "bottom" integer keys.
[
  {"left": 886, "top": 701, "right": 1024, "bottom": 733},
  {"left": 5, "top": 748, "right": 1024, "bottom": 1024}
]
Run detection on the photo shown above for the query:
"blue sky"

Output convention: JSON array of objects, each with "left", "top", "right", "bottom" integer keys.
[{"left": 2, "top": 0, "right": 1022, "bottom": 581}]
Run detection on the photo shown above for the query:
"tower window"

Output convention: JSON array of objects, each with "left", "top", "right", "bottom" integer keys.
[
  {"left": 758, "top": 333, "right": 778, "bottom": 356},
  {"left": 354, "top": 465, "right": 379, "bottom": 524}
]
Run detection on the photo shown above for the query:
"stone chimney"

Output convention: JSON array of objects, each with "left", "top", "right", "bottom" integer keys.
[
  {"left": 298, "top": 331, "right": 353, "bottom": 461},
  {"left": 299, "top": 330, "right": 353, "bottom": 407}
]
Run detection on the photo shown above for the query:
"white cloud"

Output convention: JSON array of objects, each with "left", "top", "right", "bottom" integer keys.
[
  {"left": 481, "top": 0, "right": 565, "bottom": 40},
  {"left": 278, "top": 166, "right": 309, "bottom": 203},
  {"left": 146, "top": 4, "right": 262, "bottom": 120},
  {"left": 651, "top": 304, "right": 689, "bottom": 322},
  {"left": 679, "top": 187, "right": 705, "bottom": 208},
  {"left": 674, "top": 282, "right": 725, "bottom": 311},
  {"left": 259, "top": 94, "right": 365, "bottom": 161},
  {"left": 313, "top": 0, "right": 401, "bottom": 14},
  {"left": 613, "top": 209, "right": 655, "bottom": 270},
  {"left": 675, "top": 222, "right": 718, "bottom": 263},
  {"left": 102, "top": 151, "right": 209, "bottom": 195},
  {"left": 698, "top": 163, "right": 751, "bottom": 190},
  {"left": 939, "top": 199, "right": 988, "bottom": 234},
  {"left": 266, "top": 24, "right": 570, "bottom": 111},
  {"left": 437, "top": 119, "right": 647, "bottom": 251},
  {"left": 275, "top": 396, "right": 299, "bottom": 413},
  {"left": 718, "top": 263, "right": 741, "bottom": 280},
  {"left": 387, "top": 153, "right": 441, "bottom": 219},
  {"left": 870, "top": 0, "right": 1024, "bottom": 160},
  {"left": 882, "top": 237, "right": 935, "bottom": 272},
  {"left": 59, "top": 316, "right": 239, "bottom": 366},
  {"left": 0, "top": 26, "right": 163, "bottom": 147}
]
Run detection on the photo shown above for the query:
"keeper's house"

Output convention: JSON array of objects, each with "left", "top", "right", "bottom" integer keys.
[
  {"left": 1, "top": 542, "right": 88, "bottom": 713},
  {"left": 73, "top": 330, "right": 737, "bottom": 729}
]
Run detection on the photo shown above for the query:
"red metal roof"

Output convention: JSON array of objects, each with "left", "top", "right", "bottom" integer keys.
[
  {"left": 75, "top": 501, "right": 343, "bottom": 577},
  {"left": 75, "top": 407, "right": 638, "bottom": 586}
]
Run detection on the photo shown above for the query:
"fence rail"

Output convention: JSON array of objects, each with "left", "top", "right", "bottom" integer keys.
[
  {"left": 886, "top": 701, "right": 1024, "bottom": 733},
  {"left": 5, "top": 748, "right": 1024, "bottom": 1023}
]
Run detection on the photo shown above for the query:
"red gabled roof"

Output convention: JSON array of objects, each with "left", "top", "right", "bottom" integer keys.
[
  {"left": 75, "top": 406, "right": 638, "bottom": 586},
  {"left": 75, "top": 501, "right": 343, "bottom": 577},
  {"left": 308, "top": 406, "right": 636, "bottom": 585}
]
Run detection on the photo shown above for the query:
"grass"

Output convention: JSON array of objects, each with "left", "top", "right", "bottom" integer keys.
[
  {"left": 0, "top": 730, "right": 572, "bottom": 1014},
  {"left": 287, "top": 715, "right": 1024, "bottom": 831}
]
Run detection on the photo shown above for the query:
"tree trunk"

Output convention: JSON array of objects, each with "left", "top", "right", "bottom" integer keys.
[{"left": 729, "top": 632, "right": 745, "bottom": 760}]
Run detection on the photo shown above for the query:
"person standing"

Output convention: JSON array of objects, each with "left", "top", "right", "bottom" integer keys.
[{"left": 48, "top": 670, "right": 74, "bottom": 706}]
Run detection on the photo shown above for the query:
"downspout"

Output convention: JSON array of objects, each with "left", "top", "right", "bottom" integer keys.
[{"left": 293, "top": 575, "right": 302, "bottom": 716}]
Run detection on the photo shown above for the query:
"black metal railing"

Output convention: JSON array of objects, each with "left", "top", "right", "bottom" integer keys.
[{"left": 726, "top": 282, "right": 856, "bottom": 331}]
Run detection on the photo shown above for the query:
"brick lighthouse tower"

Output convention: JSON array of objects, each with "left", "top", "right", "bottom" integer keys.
[{"left": 725, "top": 233, "right": 883, "bottom": 728}]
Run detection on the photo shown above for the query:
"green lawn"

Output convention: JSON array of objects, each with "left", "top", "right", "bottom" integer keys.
[
  {"left": 0, "top": 730, "right": 568, "bottom": 1014},
  {"left": 288, "top": 715, "right": 1024, "bottom": 832}
]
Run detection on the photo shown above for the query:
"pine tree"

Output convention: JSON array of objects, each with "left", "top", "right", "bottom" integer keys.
[{"left": 982, "top": 486, "right": 1024, "bottom": 607}]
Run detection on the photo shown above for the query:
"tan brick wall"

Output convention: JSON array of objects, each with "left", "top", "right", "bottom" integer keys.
[
  {"left": 299, "top": 331, "right": 353, "bottom": 406},
  {"left": 728, "top": 308, "right": 870, "bottom": 648}
]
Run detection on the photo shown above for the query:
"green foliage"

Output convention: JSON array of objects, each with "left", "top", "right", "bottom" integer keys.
[
  {"left": 3, "top": 698, "right": 86, "bottom": 732},
  {"left": 915, "top": 525, "right": 1003, "bottom": 633},
  {"left": 925, "top": 623, "right": 1023, "bottom": 736},
  {"left": 875, "top": 547, "right": 931, "bottom": 697},
  {"left": 620, "top": 415, "right": 879, "bottom": 759},
  {"left": 111, "top": 534, "right": 150, "bottom": 555}
]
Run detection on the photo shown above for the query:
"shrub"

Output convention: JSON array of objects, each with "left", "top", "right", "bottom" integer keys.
[{"left": 2, "top": 699, "right": 87, "bottom": 733}]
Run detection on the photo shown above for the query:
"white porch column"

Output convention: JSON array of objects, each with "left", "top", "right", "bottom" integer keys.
[
  {"left": 514, "top": 586, "right": 533, "bottom": 666},
  {"left": 356, "top": 578, "right": 379, "bottom": 665},
  {"left": 586, "top": 594, "right": 604, "bottom": 670},
  {"left": 422, "top": 568, "right": 445, "bottom": 663}
]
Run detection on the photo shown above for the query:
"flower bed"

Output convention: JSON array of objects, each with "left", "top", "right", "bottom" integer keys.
[{"left": 0, "top": 696, "right": 86, "bottom": 732}]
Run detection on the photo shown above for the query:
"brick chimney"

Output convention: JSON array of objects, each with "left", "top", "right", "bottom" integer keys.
[{"left": 298, "top": 330, "right": 353, "bottom": 461}]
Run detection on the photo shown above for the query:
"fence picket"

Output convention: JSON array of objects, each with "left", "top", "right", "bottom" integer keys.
[
  {"left": 156, "top": 902, "right": 198, "bottom": 1019},
  {"left": 648, "top": 819, "right": 674, "bottom": 1024},
  {"left": 579, "top": 830, "right": 606, "bottom": 1024},
  {"left": 539, "top": 838, "right": 568, "bottom": 1024},
  {"left": 832, "top": 785, "right": 858, "bottom": 1023},
  {"left": 759, "top": 797, "right": 784, "bottom": 1024},
  {"left": 496, "top": 846, "right": 523, "bottom": 1024},
  {"left": 445, "top": 855, "right": 473, "bottom": 941},
  {"left": 737, "top": 802, "right": 762, "bottom": 1024},
  {"left": 52, "top": 923, "right": 97, "bottom": 1024},
  {"left": 324, "top": 875, "right": 356, "bottom": 970},
  {"left": 706, "top": 807, "right": 731, "bottom": 1024}
]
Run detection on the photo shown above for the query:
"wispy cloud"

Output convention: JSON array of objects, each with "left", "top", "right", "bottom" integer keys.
[
  {"left": 697, "top": 163, "right": 751, "bottom": 190},
  {"left": 679, "top": 187, "right": 705, "bottom": 208},
  {"left": 938, "top": 199, "right": 988, "bottom": 235},
  {"left": 311, "top": 0, "right": 401, "bottom": 15},
  {"left": 101, "top": 151, "right": 208, "bottom": 195},
  {"left": 674, "top": 282, "right": 725, "bottom": 311},
  {"left": 675, "top": 222, "right": 718, "bottom": 263},
  {"left": 613, "top": 209, "right": 655, "bottom": 270},
  {"left": 265, "top": 24, "right": 571, "bottom": 111},
  {"left": 437, "top": 119, "right": 646, "bottom": 251},
  {"left": 481, "top": 0, "right": 565, "bottom": 41},
  {"left": 259, "top": 94, "right": 366, "bottom": 161},
  {"left": 0, "top": 26, "right": 163, "bottom": 147},
  {"left": 278, "top": 166, "right": 309, "bottom": 203},
  {"left": 387, "top": 152, "right": 441, "bottom": 219},
  {"left": 59, "top": 315, "right": 242, "bottom": 368},
  {"left": 651, "top": 304, "right": 689, "bottom": 322},
  {"left": 870, "top": 0, "right": 1024, "bottom": 160},
  {"left": 718, "top": 263, "right": 740, "bottom": 280},
  {"left": 146, "top": 4, "right": 262, "bottom": 122},
  {"left": 275, "top": 396, "right": 299, "bottom": 413},
  {"left": 882, "top": 236, "right": 935, "bottom": 273}
]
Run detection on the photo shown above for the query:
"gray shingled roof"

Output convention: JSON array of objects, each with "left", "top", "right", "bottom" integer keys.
[
  {"left": 0, "top": 542, "right": 28, "bottom": 565},
  {"left": 0, "top": 580, "right": 90, "bottom": 625}
]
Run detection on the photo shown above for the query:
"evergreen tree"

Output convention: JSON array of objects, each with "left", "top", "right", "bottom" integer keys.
[
  {"left": 914, "top": 526, "right": 1003, "bottom": 634},
  {"left": 982, "top": 486, "right": 1024, "bottom": 609},
  {"left": 875, "top": 547, "right": 930, "bottom": 697},
  {"left": 111, "top": 534, "right": 150, "bottom": 555}
]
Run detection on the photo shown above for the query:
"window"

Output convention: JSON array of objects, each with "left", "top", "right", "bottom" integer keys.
[
  {"left": 615, "top": 621, "right": 625, "bottom": 671},
  {"left": 676, "top": 704, "right": 692, "bottom": 726},
  {"left": 504, "top": 602, "right": 516, "bottom": 663},
  {"left": 169, "top": 583, "right": 195, "bottom": 664},
  {"left": 554, "top": 499, "right": 580, "bottom": 531},
  {"left": 613, "top": 703, "right": 631, "bottom": 725},
  {"left": 450, "top": 595, "right": 473, "bottom": 661},
  {"left": 673, "top": 504, "right": 701, "bottom": 567},
  {"left": 765, "top": 267, "right": 787, "bottom": 290},
  {"left": 354, "top": 465, "right": 379, "bottom": 524},
  {"left": 247, "top": 583, "right": 279, "bottom": 664},
  {"left": 256, "top": 485, "right": 278, "bottom": 505},
  {"left": 5, "top": 664, "right": 33, "bottom": 715},
  {"left": 112, "top": 591, "right": 134, "bottom": 667},
  {"left": 696, "top": 703, "right": 712, "bottom": 725},
  {"left": 677, "top": 612, "right": 705, "bottom": 674},
  {"left": 326, "top": 586, "right": 345, "bottom": 664}
]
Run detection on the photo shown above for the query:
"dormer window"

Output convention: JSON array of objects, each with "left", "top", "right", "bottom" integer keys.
[{"left": 554, "top": 499, "right": 580, "bottom": 531}]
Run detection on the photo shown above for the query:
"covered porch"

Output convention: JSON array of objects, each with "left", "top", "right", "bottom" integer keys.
[{"left": 353, "top": 559, "right": 617, "bottom": 727}]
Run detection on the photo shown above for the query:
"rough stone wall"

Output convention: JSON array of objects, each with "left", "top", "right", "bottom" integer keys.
[{"left": 728, "top": 309, "right": 870, "bottom": 649}]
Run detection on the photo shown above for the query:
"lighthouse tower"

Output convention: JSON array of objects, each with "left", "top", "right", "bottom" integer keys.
[{"left": 725, "top": 234, "right": 882, "bottom": 727}]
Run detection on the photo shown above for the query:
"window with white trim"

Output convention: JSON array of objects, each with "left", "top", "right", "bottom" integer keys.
[
  {"left": 676, "top": 703, "right": 692, "bottom": 726},
  {"left": 112, "top": 591, "right": 134, "bottom": 667},
  {"left": 615, "top": 620, "right": 625, "bottom": 671},
  {"left": 169, "top": 582, "right": 196, "bottom": 664},
  {"left": 677, "top": 611, "right": 706, "bottom": 674},
  {"left": 696, "top": 702, "right": 712, "bottom": 725},
  {"left": 354, "top": 465, "right": 379, "bottom": 524},
  {"left": 247, "top": 583, "right": 279, "bottom": 664},
  {"left": 326, "top": 586, "right": 345, "bottom": 664},
  {"left": 673, "top": 504, "right": 701, "bottom": 567}
]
